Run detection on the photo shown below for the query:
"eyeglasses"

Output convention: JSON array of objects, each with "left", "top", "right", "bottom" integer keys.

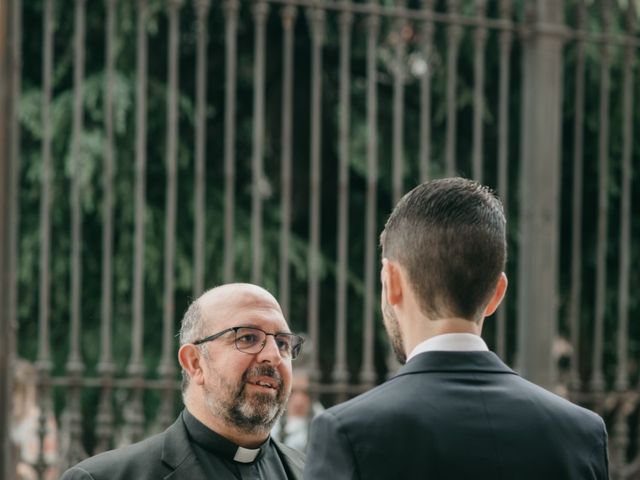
[{"left": 192, "top": 326, "right": 305, "bottom": 360}]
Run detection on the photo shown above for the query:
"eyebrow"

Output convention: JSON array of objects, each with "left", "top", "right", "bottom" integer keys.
[{"left": 237, "top": 324, "right": 293, "bottom": 335}]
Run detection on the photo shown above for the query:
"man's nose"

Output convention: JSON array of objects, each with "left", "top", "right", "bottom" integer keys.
[{"left": 256, "top": 335, "right": 283, "bottom": 364}]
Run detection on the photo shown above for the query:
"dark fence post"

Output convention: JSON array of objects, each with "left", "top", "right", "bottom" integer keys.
[
  {"left": 1, "top": 0, "right": 16, "bottom": 478},
  {"left": 517, "top": 0, "right": 565, "bottom": 389}
]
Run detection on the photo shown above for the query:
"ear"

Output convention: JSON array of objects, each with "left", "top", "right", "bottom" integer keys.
[
  {"left": 178, "top": 344, "right": 206, "bottom": 386},
  {"left": 381, "top": 258, "right": 403, "bottom": 306},
  {"left": 483, "top": 272, "right": 508, "bottom": 318}
]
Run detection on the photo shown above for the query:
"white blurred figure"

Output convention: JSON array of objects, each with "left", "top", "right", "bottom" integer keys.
[
  {"left": 11, "top": 359, "right": 59, "bottom": 480},
  {"left": 273, "top": 342, "right": 324, "bottom": 452}
]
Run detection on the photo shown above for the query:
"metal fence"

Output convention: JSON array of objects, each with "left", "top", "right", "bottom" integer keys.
[{"left": 1, "top": 0, "right": 639, "bottom": 478}]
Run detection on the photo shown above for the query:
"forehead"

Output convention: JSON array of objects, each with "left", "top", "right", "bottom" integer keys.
[{"left": 202, "top": 290, "right": 289, "bottom": 333}]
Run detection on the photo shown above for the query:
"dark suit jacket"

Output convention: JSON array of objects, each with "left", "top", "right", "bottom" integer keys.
[
  {"left": 305, "top": 351, "right": 608, "bottom": 480},
  {"left": 60, "top": 412, "right": 305, "bottom": 480}
]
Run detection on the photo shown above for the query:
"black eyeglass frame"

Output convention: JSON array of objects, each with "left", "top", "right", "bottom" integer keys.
[{"left": 192, "top": 326, "right": 305, "bottom": 359}]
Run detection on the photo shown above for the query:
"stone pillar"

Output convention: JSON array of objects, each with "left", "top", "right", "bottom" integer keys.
[{"left": 517, "top": 0, "right": 565, "bottom": 390}]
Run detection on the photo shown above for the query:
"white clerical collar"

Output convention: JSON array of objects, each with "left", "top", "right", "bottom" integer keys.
[
  {"left": 233, "top": 446, "right": 262, "bottom": 463},
  {"left": 406, "top": 333, "right": 488, "bottom": 362}
]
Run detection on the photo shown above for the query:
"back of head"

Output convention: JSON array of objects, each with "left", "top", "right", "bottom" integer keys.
[{"left": 380, "top": 177, "right": 506, "bottom": 322}]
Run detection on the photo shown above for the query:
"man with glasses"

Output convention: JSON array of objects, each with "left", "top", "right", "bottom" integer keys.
[
  {"left": 61, "top": 283, "right": 306, "bottom": 480},
  {"left": 305, "top": 178, "right": 609, "bottom": 480}
]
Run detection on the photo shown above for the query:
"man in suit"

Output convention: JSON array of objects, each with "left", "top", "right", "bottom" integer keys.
[
  {"left": 304, "top": 177, "right": 609, "bottom": 480},
  {"left": 61, "top": 283, "right": 306, "bottom": 480}
]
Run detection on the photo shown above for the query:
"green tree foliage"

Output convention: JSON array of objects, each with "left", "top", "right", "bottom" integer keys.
[{"left": 13, "top": 0, "right": 640, "bottom": 451}]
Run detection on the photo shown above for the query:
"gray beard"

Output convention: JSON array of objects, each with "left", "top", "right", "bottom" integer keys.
[{"left": 205, "top": 365, "right": 288, "bottom": 435}]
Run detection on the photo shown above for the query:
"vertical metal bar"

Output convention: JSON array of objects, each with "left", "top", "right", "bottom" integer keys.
[
  {"left": 65, "top": 0, "right": 88, "bottom": 466},
  {"left": 332, "top": 1, "right": 352, "bottom": 391},
  {"left": 307, "top": 4, "right": 325, "bottom": 383},
  {"left": 251, "top": 0, "right": 269, "bottom": 285},
  {"left": 359, "top": 5, "right": 378, "bottom": 388},
  {"left": 615, "top": 2, "right": 635, "bottom": 393},
  {"left": 419, "top": 0, "right": 435, "bottom": 183},
  {"left": 445, "top": 0, "right": 462, "bottom": 177},
  {"left": 95, "top": 0, "right": 117, "bottom": 455},
  {"left": 193, "top": 0, "right": 210, "bottom": 296},
  {"left": 392, "top": 0, "right": 406, "bottom": 204},
  {"left": 8, "top": 0, "right": 22, "bottom": 382},
  {"left": 126, "top": 0, "right": 148, "bottom": 444},
  {"left": 279, "top": 4, "right": 297, "bottom": 320},
  {"left": 1, "top": 1, "right": 16, "bottom": 477},
  {"left": 613, "top": 403, "right": 630, "bottom": 479},
  {"left": 471, "top": 0, "right": 487, "bottom": 183},
  {"left": 223, "top": 0, "right": 239, "bottom": 283},
  {"left": 495, "top": 0, "right": 512, "bottom": 360},
  {"left": 157, "top": 0, "right": 183, "bottom": 430},
  {"left": 568, "top": 0, "right": 586, "bottom": 391},
  {"left": 590, "top": 0, "right": 611, "bottom": 393},
  {"left": 517, "top": 0, "right": 564, "bottom": 389},
  {"left": 35, "top": 0, "right": 55, "bottom": 475}
]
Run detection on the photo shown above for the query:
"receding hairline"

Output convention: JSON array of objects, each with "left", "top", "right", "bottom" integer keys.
[{"left": 196, "top": 283, "right": 284, "bottom": 327}]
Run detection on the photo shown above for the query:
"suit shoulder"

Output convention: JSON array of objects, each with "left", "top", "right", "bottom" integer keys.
[
  {"left": 321, "top": 377, "right": 406, "bottom": 419},
  {"left": 62, "top": 432, "right": 165, "bottom": 480},
  {"left": 516, "top": 377, "right": 605, "bottom": 424}
]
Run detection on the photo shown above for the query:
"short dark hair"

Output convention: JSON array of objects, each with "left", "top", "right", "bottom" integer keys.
[{"left": 380, "top": 177, "right": 506, "bottom": 322}]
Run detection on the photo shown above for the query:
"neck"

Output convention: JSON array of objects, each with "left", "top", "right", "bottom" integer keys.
[
  {"left": 403, "top": 316, "right": 482, "bottom": 357},
  {"left": 185, "top": 398, "right": 269, "bottom": 449}
]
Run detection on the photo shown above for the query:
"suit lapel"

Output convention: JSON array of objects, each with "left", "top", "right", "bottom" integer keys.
[{"left": 161, "top": 414, "right": 208, "bottom": 480}]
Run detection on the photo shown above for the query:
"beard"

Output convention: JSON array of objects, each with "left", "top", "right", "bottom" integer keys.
[
  {"left": 204, "top": 364, "right": 289, "bottom": 435},
  {"left": 382, "top": 294, "right": 407, "bottom": 365}
]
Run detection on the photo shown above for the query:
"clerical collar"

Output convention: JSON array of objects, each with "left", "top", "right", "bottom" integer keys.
[{"left": 182, "top": 409, "right": 266, "bottom": 464}]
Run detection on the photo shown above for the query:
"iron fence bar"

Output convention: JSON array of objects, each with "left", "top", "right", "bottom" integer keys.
[
  {"left": 568, "top": 0, "right": 586, "bottom": 391},
  {"left": 193, "top": 0, "right": 211, "bottom": 297},
  {"left": 392, "top": 0, "right": 406, "bottom": 204},
  {"left": 43, "top": 375, "right": 375, "bottom": 396},
  {"left": 1, "top": 1, "right": 16, "bottom": 477},
  {"left": 419, "top": 0, "right": 434, "bottom": 183},
  {"left": 158, "top": 0, "right": 183, "bottom": 431},
  {"left": 223, "top": 0, "right": 239, "bottom": 282},
  {"left": 95, "top": 0, "right": 117, "bottom": 455},
  {"left": 613, "top": 400, "right": 631, "bottom": 479},
  {"left": 359, "top": 5, "right": 378, "bottom": 388},
  {"left": 49, "top": 376, "right": 182, "bottom": 390},
  {"left": 590, "top": 0, "right": 611, "bottom": 394},
  {"left": 65, "top": 0, "right": 88, "bottom": 467},
  {"left": 495, "top": 0, "right": 512, "bottom": 360},
  {"left": 35, "top": 0, "right": 55, "bottom": 476},
  {"left": 307, "top": 4, "right": 325, "bottom": 384},
  {"left": 471, "top": 0, "right": 487, "bottom": 183},
  {"left": 264, "top": 0, "right": 640, "bottom": 48},
  {"left": 568, "top": 29, "right": 640, "bottom": 49},
  {"left": 264, "top": 0, "right": 519, "bottom": 31},
  {"left": 615, "top": 1, "right": 635, "bottom": 393},
  {"left": 8, "top": 0, "right": 21, "bottom": 387},
  {"left": 279, "top": 4, "right": 297, "bottom": 321},
  {"left": 445, "top": 0, "right": 462, "bottom": 176},
  {"left": 251, "top": 0, "right": 269, "bottom": 285},
  {"left": 332, "top": 0, "right": 353, "bottom": 391},
  {"left": 126, "top": 0, "right": 149, "bottom": 444},
  {"left": 0, "top": 17, "right": 10, "bottom": 480}
]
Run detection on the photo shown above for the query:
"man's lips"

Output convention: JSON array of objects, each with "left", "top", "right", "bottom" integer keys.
[{"left": 247, "top": 376, "right": 279, "bottom": 390}]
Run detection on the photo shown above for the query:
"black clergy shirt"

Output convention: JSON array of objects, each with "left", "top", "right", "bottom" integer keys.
[{"left": 183, "top": 409, "right": 289, "bottom": 480}]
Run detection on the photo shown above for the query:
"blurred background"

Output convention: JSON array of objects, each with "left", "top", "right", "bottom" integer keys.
[{"left": 1, "top": 0, "right": 639, "bottom": 478}]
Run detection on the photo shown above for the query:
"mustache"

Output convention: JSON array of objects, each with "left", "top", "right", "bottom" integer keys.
[{"left": 242, "top": 365, "right": 284, "bottom": 389}]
